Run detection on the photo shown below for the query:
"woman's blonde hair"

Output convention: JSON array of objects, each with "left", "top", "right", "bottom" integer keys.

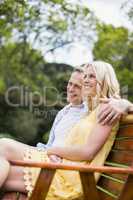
[{"left": 84, "top": 61, "right": 120, "bottom": 110}]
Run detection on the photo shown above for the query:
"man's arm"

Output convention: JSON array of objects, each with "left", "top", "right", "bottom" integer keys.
[
  {"left": 36, "top": 126, "right": 55, "bottom": 149},
  {"left": 37, "top": 110, "right": 62, "bottom": 149},
  {"left": 98, "top": 98, "right": 133, "bottom": 125}
]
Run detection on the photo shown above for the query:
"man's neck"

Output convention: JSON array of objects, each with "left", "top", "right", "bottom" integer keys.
[{"left": 70, "top": 102, "right": 83, "bottom": 107}]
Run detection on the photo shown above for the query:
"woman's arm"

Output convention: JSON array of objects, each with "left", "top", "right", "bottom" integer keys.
[
  {"left": 47, "top": 105, "right": 114, "bottom": 161},
  {"left": 47, "top": 123, "right": 112, "bottom": 162}
]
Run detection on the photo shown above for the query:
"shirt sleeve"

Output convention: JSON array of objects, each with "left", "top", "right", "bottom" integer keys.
[
  {"left": 45, "top": 107, "right": 66, "bottom": 148},
  {"left": 36, "top": 106, "right": 68, "bottom": 149},
  {"left": 36, "top": 115, "right": 58, "bottom": 149}
]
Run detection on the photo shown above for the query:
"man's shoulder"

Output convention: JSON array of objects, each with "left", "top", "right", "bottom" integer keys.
[
  {"left": 58, "top": 104, "right": 71, "bottom": 115},
  {"left": 57, "top": 102, "right": 88, "bottom": 116}
]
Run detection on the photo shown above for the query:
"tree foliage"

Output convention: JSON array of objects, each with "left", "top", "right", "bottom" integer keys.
[
  {"left": 0, "top": 40, "right": 72, "bottom": 143},
  {"left": 0, "top": 0, "right": 96, "bottom": 53},
  {"left": 93, "top": 23, "right": 133, "bottom": 101}
]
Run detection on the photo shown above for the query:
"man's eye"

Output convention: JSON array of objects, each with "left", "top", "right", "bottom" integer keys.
[
  {"left": 83, "top": 75, "right": 87, "bottom": 79},
  {"left": 75, "top": 85, "right": 80, "bottom": 89}
]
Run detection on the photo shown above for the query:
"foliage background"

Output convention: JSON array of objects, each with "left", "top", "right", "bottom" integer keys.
[{"left": 0, "top": 0, "right": 132, "bottom": 144}]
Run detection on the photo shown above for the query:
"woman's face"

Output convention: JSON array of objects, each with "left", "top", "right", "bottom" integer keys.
[{"left": 83, "top": 65, "right": 97, "bottom": 98}]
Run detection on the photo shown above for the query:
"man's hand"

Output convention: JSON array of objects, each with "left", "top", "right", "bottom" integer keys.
[
  {"left": 49, "top": 155, "right": 62, "bottom": 163},
  {"left": 98, "top": 98, "right": 130, "bottom": 125}
]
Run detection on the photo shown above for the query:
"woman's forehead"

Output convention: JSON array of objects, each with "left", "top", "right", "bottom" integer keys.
[{"left": 83, "top": 65, "right": 95, "bottom": 74}]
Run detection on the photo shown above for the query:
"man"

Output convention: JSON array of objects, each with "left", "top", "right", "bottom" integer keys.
[
  {"left": 98, "top": 98, "right": 133, "bottom": 125},
  {"left": 37, "top": 69, "right": 87, "bottom": 151},
  {"left": 0, "top": 69, "right": 87, "bottom": 188}
]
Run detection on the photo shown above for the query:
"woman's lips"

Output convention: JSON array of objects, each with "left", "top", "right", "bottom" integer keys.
[{"left": 84, "top": 85, "right": 90, "bottom": 87}]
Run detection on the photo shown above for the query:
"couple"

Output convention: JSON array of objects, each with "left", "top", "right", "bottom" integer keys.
[{"left": 0, "top": 61, "right": 131, "bottom": 200}]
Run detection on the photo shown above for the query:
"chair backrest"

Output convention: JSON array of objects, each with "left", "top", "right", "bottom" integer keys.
[{"left": 97, "top": 114, "right": 133, "bottom": 200}]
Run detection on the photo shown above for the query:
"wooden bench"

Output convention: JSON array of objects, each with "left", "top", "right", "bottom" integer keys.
[{"left": 1, "top": 114, "right": 133, "bottom": 200}]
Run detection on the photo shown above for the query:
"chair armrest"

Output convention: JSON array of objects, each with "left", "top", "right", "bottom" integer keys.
[{"left": 10, "top": 160, "right": 133, "bottom": 175}]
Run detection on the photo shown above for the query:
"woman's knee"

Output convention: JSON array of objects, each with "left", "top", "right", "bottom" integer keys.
[
  {"left": 1, "top": 156, "right": 10, "bottom": 170},
  {"left": 0, "top": 138, "right": 14, "bottom": 146},
  {"left": 0, "top": 157, "right": 10, "bottom": 187},
  {"left": 0, "top": 138, "right": 18, "bottom": 160},
  {"left": 0, "top": 138, "right": 29, "bottom": 161}
]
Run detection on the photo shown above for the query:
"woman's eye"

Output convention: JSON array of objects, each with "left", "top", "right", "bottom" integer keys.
[
  {"left": 90, "top": 74, "right": 96, "bottom": 79},
  {"left": 83, "top": 75, "right": 87, "bottom": 79},
  {"left": 83, "top": 74, "right": 95, "bottom": 79}
]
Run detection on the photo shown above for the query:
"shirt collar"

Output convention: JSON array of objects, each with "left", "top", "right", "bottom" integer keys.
[{"left": 67, "top": 102, "right": 85, "bottom": 109}]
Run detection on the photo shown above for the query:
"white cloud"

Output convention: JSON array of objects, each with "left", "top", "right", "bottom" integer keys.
[
  {"left": 45, "top": 43, "right": 93, "bottom": 66},
  {"left": 86, "top": 0, "right": 132, "bottom": 29}
]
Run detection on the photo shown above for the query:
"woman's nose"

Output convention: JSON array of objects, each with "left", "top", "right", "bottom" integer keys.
[{"left": 84, "top": 77, "right": 89, "bottom": 83}]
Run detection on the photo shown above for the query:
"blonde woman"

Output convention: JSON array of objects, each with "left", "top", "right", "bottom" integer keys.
[{"left": 0, "top": 61, "right": 120, "bottom": 200}]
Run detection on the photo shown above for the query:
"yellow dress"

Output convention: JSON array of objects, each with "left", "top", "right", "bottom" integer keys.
[{"left": 23, "top": 107, "right": 118, "bottom": 200}]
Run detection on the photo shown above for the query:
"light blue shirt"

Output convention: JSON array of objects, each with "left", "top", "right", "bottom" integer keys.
[{"left": 37, "top": 102, "right": 88, "bottom": 149}]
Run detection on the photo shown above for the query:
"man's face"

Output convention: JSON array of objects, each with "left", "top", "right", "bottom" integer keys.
[{"left": 67, "top": 71, "right": 83, "bottom": 105}]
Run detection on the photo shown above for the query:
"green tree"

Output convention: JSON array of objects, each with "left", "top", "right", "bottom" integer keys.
[
  {"left": 0, "top": 0, "right": 97, "bottom": 53},
  {"left": 93, "top": 24, "right": 133, "bottom": 101},
  {"left": 0, "top": 41, "right": 73, "bottom": 143}
]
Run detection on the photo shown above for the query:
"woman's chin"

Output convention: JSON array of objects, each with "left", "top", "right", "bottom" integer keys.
[{"left": 83, "top": 92, "right": 96, "bottom": 98}]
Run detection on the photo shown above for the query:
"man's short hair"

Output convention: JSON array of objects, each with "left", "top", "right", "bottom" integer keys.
[{"left": 73, "top": 66, "right": 84, "bottom": 73}]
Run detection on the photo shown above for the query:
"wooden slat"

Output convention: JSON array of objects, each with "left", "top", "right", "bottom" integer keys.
[
  {"left": 100, "top": 174, "right": 125, "bottom": 184},
  {"left": 118, "top": 174, "right": 133, "bottom": 200},
  {"left": 98, "top": 190, "right": 116, "bottom": 200},
  {"left": 107, "top": 150, "right": 133, "bottom": 165},
  {"left": 29, "top": 169, "right": 55, "bottom": 200},
  {"left": 80, "top": 172, "right": 100, "bottom": 200},
  {"left": 97, "top": 177, "right": 123, "bottom": 196},
  {"left": 104, "top": 160, "right": 129, "bottom": 183},
  {"left": 117, "top": 125, "right": 133, "bottom": 137},
  {"left": 121, "top": 114, "right": 133, "bottom": 124},
  {"left": 113, "top": 139, "right": 133, "bottom": 151},
  {"left": 104, "top": 173, "right": 128, "bottom": 183}
]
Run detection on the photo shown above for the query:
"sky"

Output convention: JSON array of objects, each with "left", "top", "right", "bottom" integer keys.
[{"left": 45, "top": 0, "right": 132, "bottom": 66}]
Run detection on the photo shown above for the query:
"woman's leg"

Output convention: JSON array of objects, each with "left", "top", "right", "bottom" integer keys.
[
  {"left": 3, "top": 165, "right": 26, "bottom": 193},
  {"left": 0, "top": 138, "right": 35, "bottom": 161},
  {"left": 0, "top": 138, "right": 35, "bottom": 192},
  {"left": 0, "top": 157, "right": 10, "bottom": 187},
  {"left": 0, "top": 138, "right": 39, "bottom": 193}
]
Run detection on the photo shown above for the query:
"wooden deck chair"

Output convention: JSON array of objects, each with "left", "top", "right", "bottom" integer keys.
[{"left": 1, "top": 113, "right": 133, "bottom": 200}]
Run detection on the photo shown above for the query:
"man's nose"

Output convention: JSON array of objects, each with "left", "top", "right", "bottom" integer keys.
[
  {"left": 84, "top": 76, "right": 88, "bottom": 82},
  {"left": 84, "top": 79, "right": 89, "bottom": 83},
  {"left": 69, "top": 85, "right": 74, "bottom": 91}
]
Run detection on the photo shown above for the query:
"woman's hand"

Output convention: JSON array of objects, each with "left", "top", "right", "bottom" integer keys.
[
  {"left": 97, "top": 98, "right": 130, "bottom": 125},
  {"left": 49, "top": 155, "right": 62, "bottom": 163}
]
